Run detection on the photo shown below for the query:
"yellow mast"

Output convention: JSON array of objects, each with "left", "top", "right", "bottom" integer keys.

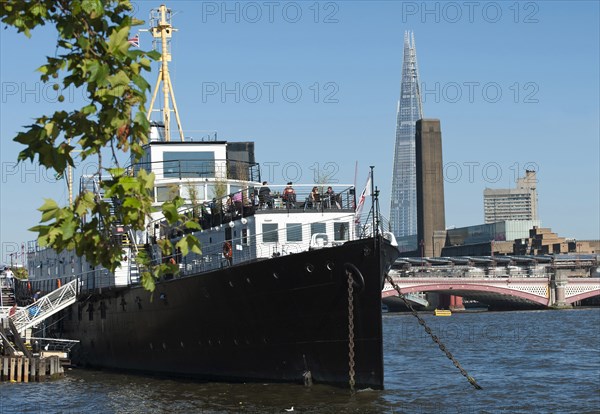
[{"left": 147, "top": 4, "right": 185, "bottom": 142}]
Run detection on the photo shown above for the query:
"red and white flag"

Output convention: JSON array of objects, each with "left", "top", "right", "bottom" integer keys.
[
  {"left": 128, "top": 33, "right": 140, "bottom": 48},
  {"left": 354, "top": 171, "right": 372, "bottom": 223}
]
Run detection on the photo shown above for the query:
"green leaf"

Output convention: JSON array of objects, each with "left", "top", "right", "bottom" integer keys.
[
  {"left": 141, "top": 272, "right": 156, "bottom": 292},
  {"left": 107, "top": 25, "right": 130, "bottom": 54},
  {"left": 187, "top": 234, "right": 202, "bottom": 255},
  {"left": 147, "top": 50, "right": 161, "bottom": 61},
  {"left": 107, "top": 71, "right": 130, "bottom": 87},
  {"left": 176, "top": 235, "right": 202, "bottom": 257},
  {"left": 81, "top": 104, "right": 97, "bottom": 115},
  {"left": 87, "top": 61, "right": 108, "bottom": 84},
  {"left": 162, "top": 203, "right": 179, "bottom": 224},
  {"left": 140, "top": 58, "right": 151, "bottom": 70},
  {"left": 123, "top": 197, "right": 141, "bottom": 209},
  {"left": 184, "top": 220, "right": 201, "bottom": 230},
  {"left": 175, "top": 238, "right": 189, "bottom": 257},
  {"left": 74, "top": 192, "right": 96, "bottom": 216},
  {"left": 38, "top": 198, "right": 59, "bottom": 222},
  {"left": 60, "top": 218, "right": 77, "bottom": 240},
  {"left": 81, "top": 0, "right": 104, "bottom": 18},
  {"left": 43, "top": 122, "right": 56, "bottom": 138}
]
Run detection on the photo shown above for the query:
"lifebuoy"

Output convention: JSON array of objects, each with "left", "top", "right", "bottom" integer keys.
[
  {"left": 57, "top": 279, "right": 62, "bottom": 288},
  {"left": 27, "top": 282, "right": 32, "bottom": 293},
  {"left": 223, "top": 242, "right": 233, "bottom": 259}
]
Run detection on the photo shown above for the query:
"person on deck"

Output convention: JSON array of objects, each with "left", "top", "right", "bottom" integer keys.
[
  {"left": 232, "top": 191, "right": 243, "bottom": 216},
  {"left": 282, "top": 182, "right": 296, "bottom": 209},
  {"left": 309, "top": 186, "right": 321, "bottom": 209},
  {"left": 325, "top": 186, "right": 340, "bottom": 209},
  {"left": 258, "top": 181, "right": 273, "bottom": 209},
  {"left": 8, "top": 303, "right": 17, "bottom": 317},
  {"left": 5, "top": 267, "right": 14, "bottom": 288}
]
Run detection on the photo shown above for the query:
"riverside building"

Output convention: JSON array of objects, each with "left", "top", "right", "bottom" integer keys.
[{"left": 483, "top": 170, "right": 539, "bottom": 223}]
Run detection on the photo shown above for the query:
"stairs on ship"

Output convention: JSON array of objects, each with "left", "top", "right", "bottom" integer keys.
[
  {"left": 80, "top": 175, "right": 142, "bottom": 285},
  {"left": 1, "top": 285, "right": 15, "bottom": 308}
]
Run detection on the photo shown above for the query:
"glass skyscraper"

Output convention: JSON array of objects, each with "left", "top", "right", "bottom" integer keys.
[{"left": 390, "top": 31, "right": 423, "bottom": 244}]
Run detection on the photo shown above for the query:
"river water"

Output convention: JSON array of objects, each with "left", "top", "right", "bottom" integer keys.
[{"left": 1, "top": 308, "right": 598, "bottom": 413}]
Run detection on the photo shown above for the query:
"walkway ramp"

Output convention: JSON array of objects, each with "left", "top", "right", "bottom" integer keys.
[
  {"left": 404, "top": 293, "right": 429, "bottom": 307},
  {"left": 10, "top": 279, "right": 78, "bottom": 335}
]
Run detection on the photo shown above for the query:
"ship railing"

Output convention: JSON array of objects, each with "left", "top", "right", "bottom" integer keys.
[
  {"left": 153, "top": 213, "right": 360, "bottom": 278},
  {"left": 145, "top": 185, "right": 355, "bottom": 244},
  {"left": 252, "top": 184, "right": 355, "bottom": 212},
  {"left": 29, "top": 337, "right": 80, "bottom": 352},
  {"left": 9, "top": 278, "right": 78, "bottom": 335}
]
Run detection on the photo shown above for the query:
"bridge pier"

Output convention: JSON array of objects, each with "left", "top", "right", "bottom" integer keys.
[
  {"left": 449, "top": 295, "right": 465, "bottom": 311},
  {"left": 433, "top": 294, "right": 465, "bottom": 311},
  {"left": 551, "top": 269, "right": 572, "bottom": 309}
]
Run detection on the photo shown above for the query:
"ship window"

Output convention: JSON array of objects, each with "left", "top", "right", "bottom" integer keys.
[
  {"left": 242, "top": 228, "right": 249, "bottom": 245},
  {"left": 163, "top": 151, "right": 215, "bottom": 178},
  {"left": 334, "top": 222, "right": 349, "bottom": 241},
  {"left": 156, "top": 184, "right": 180, "bottom": 202},
  {"left": 185, "top": 184, "right": 206, "bottom": 202},
  {"left": 262, "top": 223, "right": 278, "bottom": 243},
  {"left": 310, "top": 222, "right": 326, "bottom": 236},
  {"left": 286, "top": 223, "right": 302, "bottom": 242},
  {"left": 207, "top": 185, "right": 229, "bottom": 201}
]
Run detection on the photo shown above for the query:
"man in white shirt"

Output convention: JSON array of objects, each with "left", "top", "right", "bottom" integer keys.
[{"left": 5, "top": 267, "right": 14, "bottom": 288}]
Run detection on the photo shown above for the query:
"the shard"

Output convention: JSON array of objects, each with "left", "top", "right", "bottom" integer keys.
[{"left": 389, "top": 31, "right": 423, "bottom": 245}]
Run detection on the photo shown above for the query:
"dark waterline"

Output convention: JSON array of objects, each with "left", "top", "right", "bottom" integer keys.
[{"left": 1, "top": 308, "right": 598, "bottom": 413}]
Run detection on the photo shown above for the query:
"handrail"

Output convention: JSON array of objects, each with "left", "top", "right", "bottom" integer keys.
[{"left": 9, "top": 279, "right": 78, "bottom": 334}]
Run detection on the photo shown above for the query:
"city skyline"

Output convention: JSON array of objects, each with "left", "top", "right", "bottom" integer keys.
[{"left": 1, "top": 1, "right": 599, "bottom": 264}]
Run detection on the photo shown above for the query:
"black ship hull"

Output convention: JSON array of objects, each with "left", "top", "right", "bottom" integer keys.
[{"left": 50, "top": 237, "right": 399, "bottom": 389}]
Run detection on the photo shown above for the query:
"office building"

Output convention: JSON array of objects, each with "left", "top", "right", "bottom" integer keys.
[{"left": 484, "top": 170, "right": 539, "bottom": 223}]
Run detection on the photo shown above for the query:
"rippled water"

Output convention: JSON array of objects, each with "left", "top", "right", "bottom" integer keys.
[{"left": 1, "top": 308, "right": 598, "bottom": 413}]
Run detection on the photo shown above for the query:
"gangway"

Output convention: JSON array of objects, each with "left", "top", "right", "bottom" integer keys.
[
  {"left": 9, "top": 279, "right": 78, "bottom": 334},
  {"left": 404, "top": 293, "right": 429, "bottom": 307}
]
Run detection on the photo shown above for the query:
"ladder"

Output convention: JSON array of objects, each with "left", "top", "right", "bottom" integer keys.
[{"left": 9, "top": 279, "right": 78, "bottom": 335}]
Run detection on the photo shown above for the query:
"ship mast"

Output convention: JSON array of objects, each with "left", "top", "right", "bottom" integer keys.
[{"left": 147, "top": 4, "right": 185, "bottom": 142}]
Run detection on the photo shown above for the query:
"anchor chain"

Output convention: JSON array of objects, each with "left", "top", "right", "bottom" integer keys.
[
  {"left": 346, "top": 268, "right": 356, "bottom": 392},
  {"left": 385, "top": 274, "right": 483, "bottom": 390}
]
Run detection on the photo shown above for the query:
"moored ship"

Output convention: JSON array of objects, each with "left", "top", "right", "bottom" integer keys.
[{"left": 11, "top": 5, "right": 400, "bottom": 389}]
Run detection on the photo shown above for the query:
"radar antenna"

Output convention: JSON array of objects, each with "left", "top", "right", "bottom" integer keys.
[{"left": 146, "top": 4, "right": 185, "bottom": 142}]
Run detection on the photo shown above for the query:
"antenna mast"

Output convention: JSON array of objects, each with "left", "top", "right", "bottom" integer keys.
[{"left": 147, "top": 4, "right": 185, "bottom": 142}]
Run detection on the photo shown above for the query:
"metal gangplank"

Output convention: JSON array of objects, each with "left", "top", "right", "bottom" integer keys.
[
  {"left": 9, "top": 279, "right": 78, "bottom": 334},
  {"left": 404, "top": 293, "right": 429, "bottom": 307}
]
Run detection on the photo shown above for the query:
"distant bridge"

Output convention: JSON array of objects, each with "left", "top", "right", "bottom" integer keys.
[{"left": 382, "top": 275, "right": 600, "bottom": 308}]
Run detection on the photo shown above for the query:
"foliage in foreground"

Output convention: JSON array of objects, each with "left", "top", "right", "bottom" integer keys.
[{"left": 1, "top": 0, "right": 201, "bottom": 291}]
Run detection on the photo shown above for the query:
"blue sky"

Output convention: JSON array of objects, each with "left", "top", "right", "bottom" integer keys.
[{"left": 1, "top": 1, "right": 599, "bottom": 263}]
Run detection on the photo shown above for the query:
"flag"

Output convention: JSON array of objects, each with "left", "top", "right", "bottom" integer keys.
[
  {"left": 128, "top": 33, "right": 140, "bottom": 48},
  {"left": 354, "top": 171, "right": 372, "bottom": 224}
]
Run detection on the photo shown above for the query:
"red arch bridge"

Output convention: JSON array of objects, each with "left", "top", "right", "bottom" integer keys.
[{"left": 382, "top": 275, "right": 600, "bottom": 308}]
